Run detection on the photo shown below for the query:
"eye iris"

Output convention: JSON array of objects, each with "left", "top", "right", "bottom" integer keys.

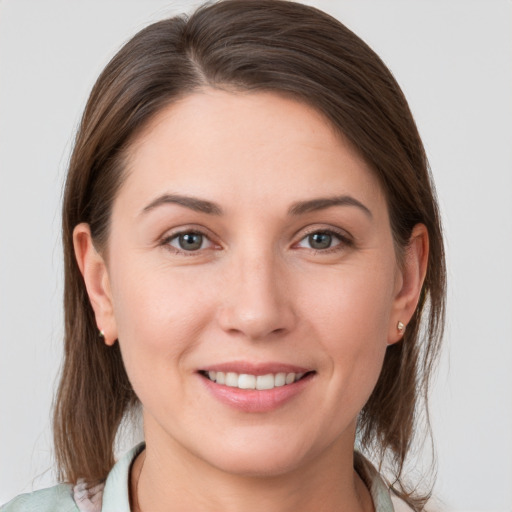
[
  {"left": 309, "top": 232, "right": 332, "bottom": 249},
  {"left": 179, "top": 233, "right": 203, "bottom": 250}
]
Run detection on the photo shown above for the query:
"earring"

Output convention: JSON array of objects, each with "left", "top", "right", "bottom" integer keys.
[
  {"left": 397, "top": 321, "right": 405, "bottom": 335},
  {"left": 98, "top": 329, "right": 105, "bottom": 339}
]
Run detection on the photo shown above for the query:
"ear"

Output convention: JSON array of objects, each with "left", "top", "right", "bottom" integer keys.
[
  {"left": 388, "top": 223, "right": 429, "bottom": 345},
  {"left": 73, "top": 223, "right": 117, "bottom": 346}
]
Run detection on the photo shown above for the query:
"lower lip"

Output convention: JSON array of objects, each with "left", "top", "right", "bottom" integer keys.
[{"left": 199, "top": 373, "right": 314, "bottom": 413}]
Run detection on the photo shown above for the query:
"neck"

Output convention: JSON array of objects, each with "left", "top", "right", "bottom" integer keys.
[{"left": 131, "top": 429, "right": 374, "bottom": 512}]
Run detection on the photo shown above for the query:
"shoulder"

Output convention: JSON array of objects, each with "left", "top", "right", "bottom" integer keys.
[
  {"left": 1, "top": 443, "right": 143, "bottom": 512},
  {"left": 1, "top": 484, "right": 78, "bottom": 512}
]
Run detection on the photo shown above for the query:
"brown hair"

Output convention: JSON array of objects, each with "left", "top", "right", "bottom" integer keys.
[{"left": 55, "top": 1, "right": 445, "bottom": 509}]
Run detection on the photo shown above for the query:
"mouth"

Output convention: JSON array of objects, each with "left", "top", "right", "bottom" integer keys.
[
  {"left": 197, "top": 362, "right": 316, "bottom": 412},
  {"left": 199, "top": 370, "right": 313, "bottom": 391}
]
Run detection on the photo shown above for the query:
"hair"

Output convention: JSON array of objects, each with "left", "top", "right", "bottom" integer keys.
[{"left": 54, "top": 1, "right": 445, "bottom": 509}]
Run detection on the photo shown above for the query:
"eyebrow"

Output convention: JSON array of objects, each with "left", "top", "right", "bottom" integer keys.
[
  {"left": 141, "top": 194, "right": 223, "bottom": 216},
  {"left": 288, "top": 195, "right": 372, "bottom": 218},
  {"left": 141, "top": 193, "right": 372, "bottom": 218}
]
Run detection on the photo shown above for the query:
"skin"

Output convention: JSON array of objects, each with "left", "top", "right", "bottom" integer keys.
[{"left": 74, "top": 90, "right": 428, "bottom": 512}]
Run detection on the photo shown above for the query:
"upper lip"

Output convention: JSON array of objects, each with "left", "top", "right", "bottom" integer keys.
[{"left": 199, "top": 361, "right": 312, "bottom": 376}]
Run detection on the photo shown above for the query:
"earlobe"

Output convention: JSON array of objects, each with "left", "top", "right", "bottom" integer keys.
[
  {"left": 388, "top": 224, "right": 429, "bottom": 345},
  {"left": 73, "top": 223, "right": 118, "bottom": 346}
]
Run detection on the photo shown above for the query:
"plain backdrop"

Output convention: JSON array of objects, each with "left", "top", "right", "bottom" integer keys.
[{"left": 1, "top": 1, "right": 511, "bottom": 510}]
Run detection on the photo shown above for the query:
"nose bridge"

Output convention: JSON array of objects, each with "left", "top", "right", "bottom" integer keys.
[{"left": 218, "top": 241, "right": 295, "bottom": 339}]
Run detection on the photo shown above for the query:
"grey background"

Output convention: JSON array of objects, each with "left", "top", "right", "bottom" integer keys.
[{"left": 1, "top": 1, "right": 511, "bottom": 510}]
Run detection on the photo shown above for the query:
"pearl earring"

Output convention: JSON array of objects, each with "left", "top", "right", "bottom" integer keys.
[{"left": 397, "top": 321, "right": 405, "bottom": 334}]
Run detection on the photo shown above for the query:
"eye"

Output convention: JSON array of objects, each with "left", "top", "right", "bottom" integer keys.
[
  {"left": 296, "top": 230, "right": 344, "bottom": 251},
  {"left": 166, "top": 231, "right": 213, "bottom": 252}
]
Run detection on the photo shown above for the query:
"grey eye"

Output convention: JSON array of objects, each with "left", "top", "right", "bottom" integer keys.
[
  {"left": 308, "top": 232, "right": 332, "bottom": 249},
  {"left": 297, "top": 231, "right": 342, "bottom": 251},
  {"left": 170, "top": 232, "right": 206, "bottom": 251}
]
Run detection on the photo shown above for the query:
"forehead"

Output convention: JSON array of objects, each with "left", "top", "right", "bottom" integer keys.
[{"left": 119, "top": 89, "right": 385, "bottom": 215}]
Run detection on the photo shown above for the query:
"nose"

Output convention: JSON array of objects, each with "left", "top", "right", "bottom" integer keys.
[{"left": 216, "top": 248, "right": 297, "bottom": 341}]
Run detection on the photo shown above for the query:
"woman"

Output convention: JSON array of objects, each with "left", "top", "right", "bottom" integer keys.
[{"left": 1, "top": 0, "right": 445, "bottom": 511}]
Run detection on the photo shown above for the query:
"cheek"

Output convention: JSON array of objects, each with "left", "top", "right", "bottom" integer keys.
[
  {"left": 301, "top": 261, "right": 395, "bottom": 341},
  {"left": 298, "top": 262, "right": 395, "bottom": 391},
  {"left": 108, "top": 258, "right": 218, "bottom": 383}
]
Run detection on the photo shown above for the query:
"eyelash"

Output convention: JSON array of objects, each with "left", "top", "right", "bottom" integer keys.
[
  {"left": 161, "top": 229, "right": 218, "bottom": 256},
  {"left": 160, "top": 227, "right": 353, "bottom": 256},
  {"left": 294, "top": 227, "right": 353, "bottom": 254}
]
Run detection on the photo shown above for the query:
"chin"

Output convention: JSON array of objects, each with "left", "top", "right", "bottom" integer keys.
[
  {"left": 195, "top": 434, "right": 315, "bottom": 478},
  {"left": 212, "top": 452, "right": 303, "bottom": 478}
]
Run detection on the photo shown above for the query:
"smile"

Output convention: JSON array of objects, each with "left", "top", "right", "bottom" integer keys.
[
  {"left": 202, "top": 371, "right": 306, "bottom": 390},
  {"left": 198, "top": 363, "right": 315, "bottom": 412}
]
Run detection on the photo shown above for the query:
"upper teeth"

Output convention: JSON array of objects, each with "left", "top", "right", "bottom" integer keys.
[{"left": 206, "top": 371, "right": 305, "bottom": 390}]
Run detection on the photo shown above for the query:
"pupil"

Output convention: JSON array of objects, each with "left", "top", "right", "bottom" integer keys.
[
  {"left": 179, "top": 233, "right": 202, "bottom": 250},
  {"left": 309, "top": 232, "right": 331, "bottom": 249}
]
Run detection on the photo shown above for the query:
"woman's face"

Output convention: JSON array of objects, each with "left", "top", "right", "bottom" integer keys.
[{"left": 82, "top": 90, "right": 412, "bottom": 477}]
